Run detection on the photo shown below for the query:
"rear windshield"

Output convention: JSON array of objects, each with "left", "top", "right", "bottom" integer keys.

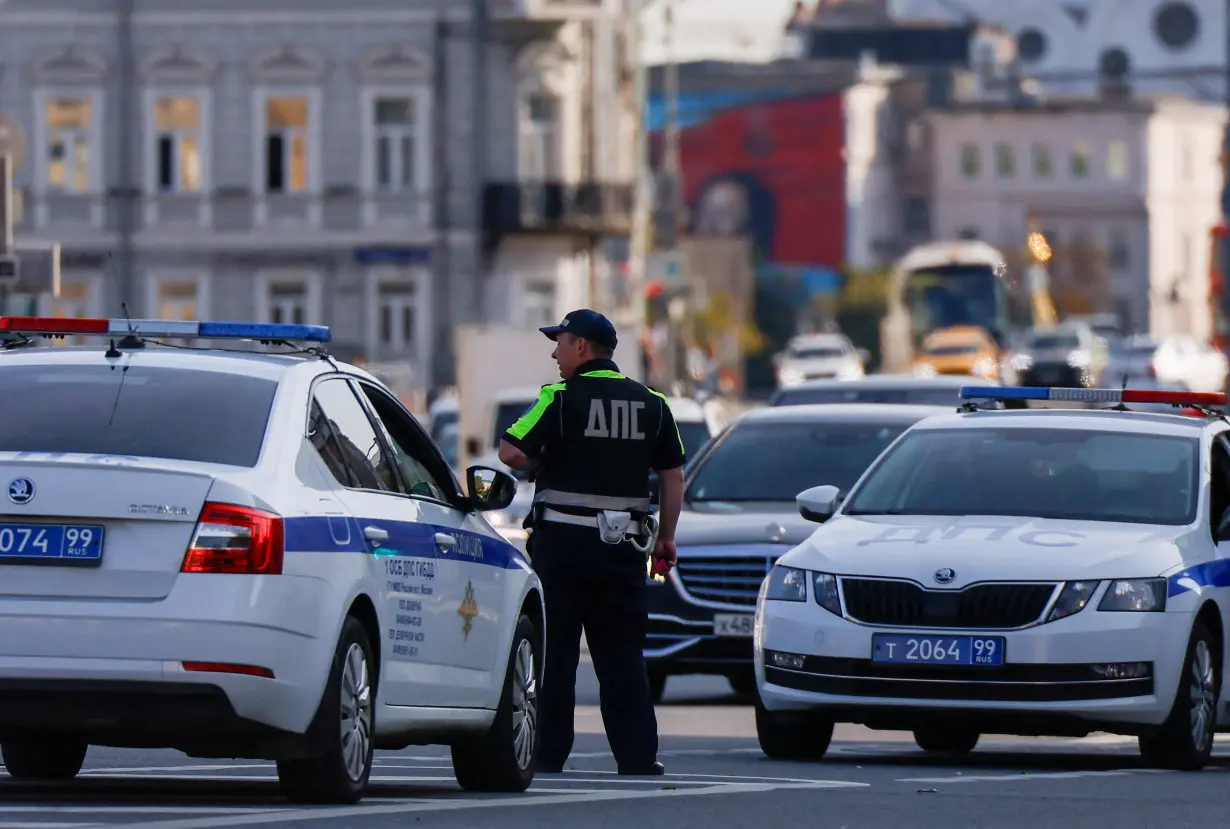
[
  {"left": 0, "top": 364, "right": 277, "bottom": 467},
  {"left": 771, "top": 386, "right": 965, "bottom": 406}
]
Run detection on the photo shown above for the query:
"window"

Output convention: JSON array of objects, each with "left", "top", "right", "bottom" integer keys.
[
  {"left": 358, "top": 382, "right": 454, "bottom": 502},
  {"left": 371, "top": 97, "right": 417, "bottom": 192},
  {"left": 1109, "top": 232, "right": 1130, "bottom": 270},
  {"left": 377, "top": 282, "right": 417, "bottom": 353},
  {"left": 264, "top": 95, "right": 309, "bottom": 193},
  {"left": 519, "top": 93, "right": 561, "bottom": 179},
  {"left": 521, "top": 281, "right": 556, "bottom": 328},
  {"left": 843, "top": 427, "right": 1199, "bottom": 526},
  {"left": 959, "top": 143, "right": 979, "bottom": 178},
  {"left": 0, "top": 365, "right": 277, "bottom": 467},
  {"left": 152, "top": 280, "right": 199, "bottom": 321},
  {"left": 43, "top": 96, "right": 94, "bottom": 192},
  {"left": 685, "top": 420, "right": 914, "bottom": 502},
  {"left": 1070, "top": 141, "right": 1092, "bottom": 178},
  {"left": 1106, "top": 140, "right": 1128, "bottom": 180},
  {"left": 268, "top": 282, "right": 307, "bottom": 325},
  {"left": 1031, "top": 142, "right": 1052, "bottom": 177},
  {"left": 994, "top": 143, "right": 1015, "bottom": 178},
  {"left": 309, "top": 378, "right": 396, "bottom": 492},
  {"left": 152, "top": 95, "right": 202, "bottom": 192}
]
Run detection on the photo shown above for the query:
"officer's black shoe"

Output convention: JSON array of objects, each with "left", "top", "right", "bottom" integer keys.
[{"left": 618, "top": 761, "right": 665, "bottom": 776}]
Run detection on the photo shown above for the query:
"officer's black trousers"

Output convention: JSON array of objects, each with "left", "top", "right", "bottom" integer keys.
[{"left": 531, "top": 521, "right": 659, "bottom": 770}]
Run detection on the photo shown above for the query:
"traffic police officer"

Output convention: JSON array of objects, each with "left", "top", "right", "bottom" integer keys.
[{"left": 498, "top": 309, "right": 686, "bottom": 777}]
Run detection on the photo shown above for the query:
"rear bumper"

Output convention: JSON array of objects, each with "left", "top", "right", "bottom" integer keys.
[
  {"left": 0, "top": 575, "right": 339, "bottom": 751},
  {"left": 1019, "top": 364, "right": 1090, "bottom": 388}
]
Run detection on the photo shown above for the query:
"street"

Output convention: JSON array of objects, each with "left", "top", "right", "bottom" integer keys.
[{"left": 4, "top": 653, "right": 1230, "bottom": 829}]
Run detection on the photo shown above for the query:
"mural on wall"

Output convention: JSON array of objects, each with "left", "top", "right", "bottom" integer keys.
[{"left": 646, "top": 87, "right": 847, "bottom": 388}]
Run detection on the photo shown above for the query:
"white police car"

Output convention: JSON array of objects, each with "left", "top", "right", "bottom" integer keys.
[
  {"left": 0, "top": 316, "right": 543, "bottom": 804},
  {"left": 755, "top": 384, "right": 1230, "bottom": 770}
]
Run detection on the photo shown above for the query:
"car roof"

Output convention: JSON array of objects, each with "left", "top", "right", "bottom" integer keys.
[
  {"left": 737, "top": 403, "right": 953, "bottom": 425},
  {"left": 780, "top": 374, "right": 991, "bottom": 391},
  {"left": 910, "top": 406, "right": 1213, "bottom": 437},
  {"left": 0, "top": 343, "right": 328, "bottom": 381}
]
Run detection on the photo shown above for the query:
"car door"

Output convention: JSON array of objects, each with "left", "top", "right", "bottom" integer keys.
[
  {"left": 307, "top": 375, "right": 445, "bottom": 706},
  {"left": 352, "top": 378, "right": 510, "bottom": 707}
]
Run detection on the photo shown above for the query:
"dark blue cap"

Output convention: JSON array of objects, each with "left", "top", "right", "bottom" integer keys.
[{"left": 539, "top": 309, "right": 618, "bottom": 350}]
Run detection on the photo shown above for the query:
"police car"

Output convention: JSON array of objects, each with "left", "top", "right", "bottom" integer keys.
[
  {"left": 755, "top": 384, "right": 1230, "bottom": 770},
  {"left": 0, "top": 316, "right": 543, "bottom": 804}
]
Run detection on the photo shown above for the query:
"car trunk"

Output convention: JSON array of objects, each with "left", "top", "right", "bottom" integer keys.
[{"left": 0, "top": 457, "right": 213, "bottom": 600}]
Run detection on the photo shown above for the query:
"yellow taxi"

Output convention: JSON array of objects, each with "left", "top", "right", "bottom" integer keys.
[{"left": 913, "top": 325, "right": 1000, "bottom": 380}]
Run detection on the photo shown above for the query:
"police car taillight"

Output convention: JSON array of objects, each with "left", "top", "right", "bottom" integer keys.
[{"left": 181, "top": 502, "right": 284, "bottom": 575}]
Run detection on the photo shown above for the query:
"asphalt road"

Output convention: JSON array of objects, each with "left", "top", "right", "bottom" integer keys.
[{"left": 4, "top": 658, "right": 1230, "bottom": 829}]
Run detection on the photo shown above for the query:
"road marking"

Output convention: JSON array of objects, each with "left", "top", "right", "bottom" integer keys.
[
  {"left": 0, "top": 808, "right": 287, "bottom": 815},
  {"left": 0, "top": 823, "right": 95, "bottom": 828},
  {"left": 898, "top": 770, "right": 1145, "bottom": 784},
  {"left": 87, "top": 781, "right": 870, "bottom": 829}
]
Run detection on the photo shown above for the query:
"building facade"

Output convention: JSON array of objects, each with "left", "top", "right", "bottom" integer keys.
[
  {"left": 0, "top": 0, "right": 635, "bottom": 390},
  {"left": 927, "top": 96, "right": 1228, "bottom": 338}
]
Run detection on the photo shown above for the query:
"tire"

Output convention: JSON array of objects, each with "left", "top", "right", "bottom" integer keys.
[
  {"left": 1139, "top": 620, "right": 1220, "bottom": 771},
  {"left": 452, "top": 612, "right": 540, "bottom": 792},
  {"left": 1, "top": 740, "right": 87, "bottom": 779},
  {"left": 754, "top": 698, "right": 833, "bottom": 761},
  {"left": 647, "top": 666, "right": 668, "bottom": 702},
  {"left": 913, "top": 727, "right": 980, "bottom": 755},
  {"left": 277, "top": 616, "right": 376, "bottom": 804},
  {"left": 728, "top": 672, "right": 758, "bottom": 703}
]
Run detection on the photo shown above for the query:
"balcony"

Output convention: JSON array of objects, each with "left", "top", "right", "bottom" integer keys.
[
  {"left": 489, "top": 0, "right": 603, "bottom": 41},
  {"left": 482, "top": 181, "right": 634, "bottom": 244}
]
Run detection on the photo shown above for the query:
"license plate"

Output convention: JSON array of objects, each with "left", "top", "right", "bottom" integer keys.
[
  {"left": 714, "top": 614, "right": 755, "bottom": 637},
  {"left": 872, "top": 634, "right": 1004, "bottom": 666},
  {"left": 0, "top": 523, "right": 105, "bottom": 564}
]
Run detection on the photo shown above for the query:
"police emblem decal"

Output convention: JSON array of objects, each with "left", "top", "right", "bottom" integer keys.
[
  {"left": 7, "top": 478, "right": 33, "bottom": 505},
  {"left": 934, "top": 567, "right": 955, "bottom": 585},
  {"left": 458, "top": 580, "right": 479, "bottom": 641}
]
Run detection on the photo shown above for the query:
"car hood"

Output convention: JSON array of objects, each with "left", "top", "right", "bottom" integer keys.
[
  {"left": 783, "top": 357, "right": 854, "bottom": 372},
  {"left": 676, "top": 502, "right": 819, "bottom": 548},
  {"left": 780, "top": 514, "right": 1200, "bottom": 584}
]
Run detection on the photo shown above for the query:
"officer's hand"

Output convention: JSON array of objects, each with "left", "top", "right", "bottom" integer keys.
[{"left": 651, "top": 539, "right": 677, "bottom": 576}]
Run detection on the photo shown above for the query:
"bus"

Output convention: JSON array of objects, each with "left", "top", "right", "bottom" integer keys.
[
  {"left": 879, "top": 240, "right": 1019, "bottom": 374},
  {"left": 1212, "top": 222, "right": 1229, "bottom": 352}
]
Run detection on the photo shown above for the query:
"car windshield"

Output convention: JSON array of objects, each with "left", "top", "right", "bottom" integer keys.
[
  {"left": 491, "top": 400, "right": 537, "bottom": 449},
  {"left": 686, "top": 421, "right": 911, "bottom": 502},
  {"left": 677, "top": 421, "right": 712, "bottom": 459},
  {"left": 844, "top": 427, "right": 1199, "bottom": 525},
  {"left": 0, "top": 364, "right": 277, "bottom": 467},
  {"left": 771, "top": 386, "right": 965, "bottom": 406},
  {"left": 1028, "top": 333, "right": 1081, "bottom": 349},
  {"left": 791, "top": 346, "right": 846, "bottom": 359},
  {"left": 925, "top": 343, "right": 981, "bottom": 355}
]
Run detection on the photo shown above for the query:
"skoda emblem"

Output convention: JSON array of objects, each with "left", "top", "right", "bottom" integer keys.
[
  {"left": 934, "top": 567, "right": 955, "bottom": 585},
  {"left": 7, "top": 478, "right": 34, "bottom": 505}
]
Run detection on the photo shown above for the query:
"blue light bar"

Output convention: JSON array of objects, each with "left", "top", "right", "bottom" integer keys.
[
  {"left": 960, "top": 386, "right": 1050, "bottom": 401},
  {"left": 197, "top": 322, "right": 331, "bottom": 342}
]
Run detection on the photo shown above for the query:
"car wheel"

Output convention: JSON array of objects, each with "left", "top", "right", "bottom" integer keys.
[
  {"left": 277, "top": 615, "right": 376, "bottom": 804},
  {"left": 647, "top": 666, "right": 668, "bottom": 702},
  {"left": 913, "top": 727, "right": 979, "bottom": 754},
  {"left": 452, "top": 612, "right": 539, "bottom": 792},
  {"left": 1, "top": 740, "right": 87, "bottom": 779},
  {"left": 1139, "top": 620, "right": 1220, "bottom": 771},
  {"left": 754, "top": 698, "right": 833, "bottom": 761}
]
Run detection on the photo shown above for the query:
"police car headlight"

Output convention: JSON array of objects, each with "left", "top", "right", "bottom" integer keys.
[
  {"left": 1047, "top": 580, "right": 1099, "bottom": 622},
  {"left": 811, "top": 572, "right": 842, "bottom": 616},
  {"left": 764, "top": 566, "right": 807, "bottom": 602},
  {"left": 1099, "top": 579, "right": 1167, "bottom": 612}
]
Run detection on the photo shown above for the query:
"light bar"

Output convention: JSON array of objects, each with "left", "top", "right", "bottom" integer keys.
[
  {"left": 0, "top": 317, "right": 331, "bottom": 343},
  {"left": 961, "top": 385, "right": 1228, "bottom": 407}
]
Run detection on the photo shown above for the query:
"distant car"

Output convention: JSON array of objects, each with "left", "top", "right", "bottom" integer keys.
[
  {"left": 1103, "top": 334, "right": 1229, "bottom": 394},
  {"left": 774, "top": 333, "right": 867, "bottom": 387},
  {"left": 1013, "top": 324, "right": 1106, "bottom": 389},
  {"left": 913, "top": 326, "right": 1000, "bottom": 381},
  {"left": 646, "top": 403, "right": 951, "bottom": 701},
  {"left": 769, "top": 375, "right": 1000, "bottom": 408}
]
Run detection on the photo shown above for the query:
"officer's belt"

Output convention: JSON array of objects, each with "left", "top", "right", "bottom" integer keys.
[
  {"left": 533, "top": 489, "right": 651, "bottom": 512},
  {"left": 540, "top": 507, "right": 653, "bottom": 537}
]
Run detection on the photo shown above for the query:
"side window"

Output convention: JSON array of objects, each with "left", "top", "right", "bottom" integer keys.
[
  {"left": 310, "top": 378, "right": 398, "bottom": 492},
  {"left": 358, "top": 382, "right": 454, "bottom": 503},
  {"left": 1210, "top": 437, "right": 1230, "bottom": 540}
]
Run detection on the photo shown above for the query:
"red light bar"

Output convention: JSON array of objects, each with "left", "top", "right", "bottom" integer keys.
[
  {"left": 1120, "top": 389, "right": 1227, "bottom": 406},
  {"left": 182, "top": 661, "right": 275, "bottom": 679},
  {"left": 0, "top": 316, "right": 110, "bottom": 334}
]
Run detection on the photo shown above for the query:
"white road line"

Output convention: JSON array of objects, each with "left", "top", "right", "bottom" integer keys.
[
  {"left": 0, "top": 808, "right": 288, "bottom": 815},
  {"left": 0, "top": 823, "right": 95, "bottom": 828},
  {"left": 93, "top": 781, "right": 870, "bottom": 829},
  {"left": 80, "top": 765, "right": 273, "bottom": 775},
  {"left": 898, "top": 770, "right": 1139, "bottom": 784}
]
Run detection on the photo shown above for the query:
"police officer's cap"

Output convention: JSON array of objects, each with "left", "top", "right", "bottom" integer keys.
[{"left": 539, "top": 309, "right": 618, "bottom": 350}]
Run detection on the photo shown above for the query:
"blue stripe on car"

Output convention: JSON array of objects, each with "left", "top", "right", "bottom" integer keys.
[{"left": 283, "top": 516, "right": 524, "bottom": 569}]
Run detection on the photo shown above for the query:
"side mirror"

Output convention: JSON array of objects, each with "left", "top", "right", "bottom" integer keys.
[
  {"left": 1218, "top": 507, "right": 1230, "bottom": 542},
  {"left": 465, "top": 436, "right": 481, "bottom": 456},
  {"left": 856, "top": 348, "right": 871, "bottom": 364},
  {"left": 797, "top": 484, "right": 841, "bottom": 523},
  {"left": 466, "top": 465, "right": 517, "bottom": 512}
]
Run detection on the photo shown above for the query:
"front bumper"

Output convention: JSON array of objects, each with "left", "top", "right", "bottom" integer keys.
[
  {"left": 756, "top": 596, "right": 1193, "bottom": 735},
  {"left": 645, "top": 571, "right": 759, "bottom": 677}
]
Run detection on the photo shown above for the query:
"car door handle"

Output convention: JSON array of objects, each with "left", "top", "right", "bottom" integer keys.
[
  {"left": 363, "top": 526, "right": 389, "bottom": 544},
  {"left": 435, "top": 533, "right": 458, "bottom": 550}
]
